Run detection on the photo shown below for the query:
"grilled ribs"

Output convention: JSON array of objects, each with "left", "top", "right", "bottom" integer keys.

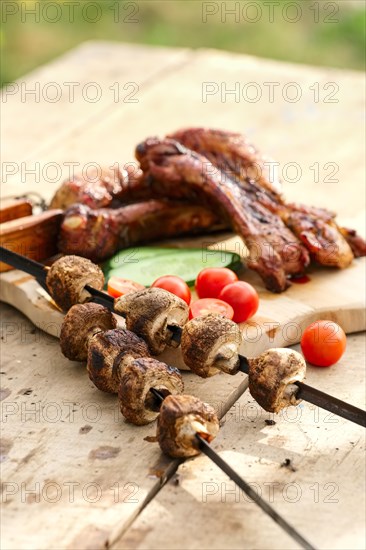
[
  {"left": 135, "top": 138, "right": 310, "bottom": 292},
  {"left": 51, "top": 126, "right": 365, "bottom": 293},
  {"left": 59, "top": 200, "right": 225, "bottom": 263},
  {"left": 168, "top": 128, "right": 357, "bottom": 269}
]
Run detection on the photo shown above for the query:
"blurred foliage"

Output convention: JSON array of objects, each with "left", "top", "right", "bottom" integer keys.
[{"left": 1, "top": 0, "right": 365, "bottom": 86}]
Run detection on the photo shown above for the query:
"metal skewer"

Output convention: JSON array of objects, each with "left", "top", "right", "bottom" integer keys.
[
  {"left": 150, "top": 388, "right": 315, "bottom": 550},
  {"left": 1, "top": 246, "right": 365, "bottom": 428}
]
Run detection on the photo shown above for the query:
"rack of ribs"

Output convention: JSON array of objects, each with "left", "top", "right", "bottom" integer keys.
[{"left": 168, "top": 128, "right": 360, "bottom": 268}]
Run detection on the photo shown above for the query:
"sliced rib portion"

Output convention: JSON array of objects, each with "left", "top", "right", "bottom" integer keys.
[
  {"left": 49, "top": 164, "right": 143, "bottom": 210},
  {"left": 59, "top": 200, "right": 225, "bottom": 263},
  {"left": 136, "top": 138, "right": 310, "bottom": 292}
]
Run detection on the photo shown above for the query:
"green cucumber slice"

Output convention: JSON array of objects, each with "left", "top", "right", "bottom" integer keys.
[{"left": 102, "top": 247, "right": 242, "bottom": 287}]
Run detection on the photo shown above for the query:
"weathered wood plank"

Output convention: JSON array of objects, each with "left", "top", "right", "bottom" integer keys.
[
  {"left": 112, "top": 335, "right": 365, "bottom": 550},
  {"left": 0, "top": 303, "right": 247, "bottom": 550},
  {"left": 0, "top": 42, "right": 365, "bottom": 550}
]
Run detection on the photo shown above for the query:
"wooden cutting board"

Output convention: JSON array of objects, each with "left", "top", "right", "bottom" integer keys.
[{"left": 1, "top": 233, "right": 364, "bottom": 370}]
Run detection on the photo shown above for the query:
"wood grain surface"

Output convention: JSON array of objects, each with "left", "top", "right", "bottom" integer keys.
[{"left": 1, "top": 42, "right": 365, "bottom": 550}]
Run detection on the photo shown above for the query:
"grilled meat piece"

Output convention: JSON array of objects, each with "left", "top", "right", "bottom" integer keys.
[
  {"left": 49, "top": 164, "right": 143, "bottom": 210},
  {"left": 59, "top": 200, "right": 226, "bottom": 263},
  {"left": 60, "top": 303, "right": 116, "bottom": 362},
  {"left": 339, "top": 226, "right": 366, "bottom": 258},
  {"left": 248, "top": 348, "right": 306, "bottom": 413},
  {"left": 157, "top": 394, "right": 220, "bottom": 458},
  {"left": 181, "top": 314, "right": 241, "bottom": 377},
  {"left": 46, "top": 255, "right": 104, "bottom": 311},
  {"left": 286, "top": 210, "right": 353, "bottom": 268},
  {"left": 136, "top": 138, "right": 310, "bottom": 292},
  {"left": 169, "top": 127, "right": 284, "bottom": 212},
  {"left": 119, "top": 358, "right": 184, "bottom": 425},
  {"left": 169, "top": 128, "right": 362, "bottom": 269},
  {"left": 114, "top": 287, "right": 189, "bottom": 355},
  {"left": 87, "top": 329, "right": 150, "bottom": 393}
]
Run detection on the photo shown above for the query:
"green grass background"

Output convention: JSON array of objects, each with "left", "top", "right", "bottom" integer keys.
[{"left": 1, "top": 0, "right": 365, "bottom": 86}]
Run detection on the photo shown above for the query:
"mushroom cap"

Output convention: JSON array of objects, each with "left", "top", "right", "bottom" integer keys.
[
  {"left": 157, "top": 394, "right": 220, "bottom": 458},
  {"left": 46, "top": 255, "right": 105, "bottom": 312},
  {"left": 60, "top": 303, "right": 116, "bottom": 361},
  {"left": 87, "top": 329, "right": 150, "bottom": 393},
  {"left": 248, "top": 348, "right": 306, "bottom": 413},
  {"left": 181, "top": 314, "right": 241, "bottom": 377},
  {"left": 119, "top": 357, "right": 184, "bottom": 425},
  {"left": 114, "top": 287, "right": 189, "bottom": 355}
]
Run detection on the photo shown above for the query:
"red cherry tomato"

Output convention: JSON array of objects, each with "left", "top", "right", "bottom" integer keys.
[
  {"left": 300, "top": 320, "right": 346, "bottom": 367},
  {"left": 195, "top": 267, "right": 238, "bottom": 299},
  {"left": 151, "top": 275, "right": 191, "bottom": 305},
  {"left": 107, "top": 276, "right": 145, "bottom": 298},
  {"left": 218, "top": 281, "right": 259, "bottom": 323},
  {"left": 189, "top": 298, "right": 234, "bottom": 320}
]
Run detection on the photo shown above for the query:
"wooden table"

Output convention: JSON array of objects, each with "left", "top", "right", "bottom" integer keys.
[{"left": 1, "top": 42, "right": 365, "bottom": 550}]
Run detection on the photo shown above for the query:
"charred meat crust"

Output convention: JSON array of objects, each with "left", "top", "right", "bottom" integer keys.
[
  {"left": 114, "top": 287, "right": 189, "bottom": 354},
  {"left": 46, "top": 255, "right": 105, "bottom": 312},
  {"left": 157, "top": 394, "right": 220, "bottom": 458},
  {"left": 87, "top": 329, "right": 150, "bottom": 393},
  {"left": 60, "top": 303, "right": 116, "bottom": 362},
  {"left": 248, "top": 348, "right": 306, "bottom": 413},
  {"left": 168, "top": 127, "right": 285, "bottom": 204},
  {"left": 181, "top": 314, "right": 241, "bottom": 377},
  {"left": 119, "top": 358, "right": 184, "bottom": 426}
]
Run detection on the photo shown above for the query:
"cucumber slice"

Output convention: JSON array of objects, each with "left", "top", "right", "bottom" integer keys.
[{"left": 103, "top": 247, "right": 242, "bottom": 287}]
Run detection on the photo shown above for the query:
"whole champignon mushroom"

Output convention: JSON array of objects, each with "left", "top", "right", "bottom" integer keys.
[
  {"left": 119, "top": 358, "right": 184, "bottom": 425},
  {"left": 114, "top": 287, "right": 189, "bottom": 355},
  {"left": 157, "top": 394, "right": 220, "bottom": 458},
  {"left": 87, "top": 329, "right": 150, "bottom": 393},
  {"left": 60, "top": 303, "right": 116, "bottom": 361},
  {"left": 46, "top": 255, "right": 104, "bottom": 312},
  {"left": 248, "top": 348, "right": 306, "bottom": 413},
  {"left": 181, "top": 313, "right": 241, "bottom": 377}
]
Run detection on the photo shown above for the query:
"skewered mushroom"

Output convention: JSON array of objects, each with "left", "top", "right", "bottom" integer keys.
[
  {"left": 46, "top": 255, "right": 104, "bottom": 311},
  {"left": 114, "top": 287, "right": 189, "bottom": 354},
  {"left": 60, "top": 303, "right": 116, "bottom": 361},
  {"left": 87, "top": 329, "right": 150, "bottom": 393},
  {"left": 157, "top": 394, "right": 220, "bottom": 458},
  {"left": 181, "top": 313, "right": 241, "bottom": 377},
  {"left": 248, "top": 348, "right": 306, "bottom": 413},
  {"left": 119, "top": 358, "right": 184, "bottom": 425}
]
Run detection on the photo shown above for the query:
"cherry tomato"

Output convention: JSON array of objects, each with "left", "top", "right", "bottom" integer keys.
[
  {"left": 151, "top": 275, "right": 191, "bottom": 305},
  {"left": 218, "top": 281, "right": 259, "bottom": 323},
  {"left": 107, "top": 277, "right": 145, "bottom": 298},
  {"left": 195, "top": 267, "right": 238, "bottom": 299},
  {"left": 189, "top": 298, "right": 234, "bottom": 320},
  {"left": 300, "top": 320, "right": 346, "bottom": 367}
]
